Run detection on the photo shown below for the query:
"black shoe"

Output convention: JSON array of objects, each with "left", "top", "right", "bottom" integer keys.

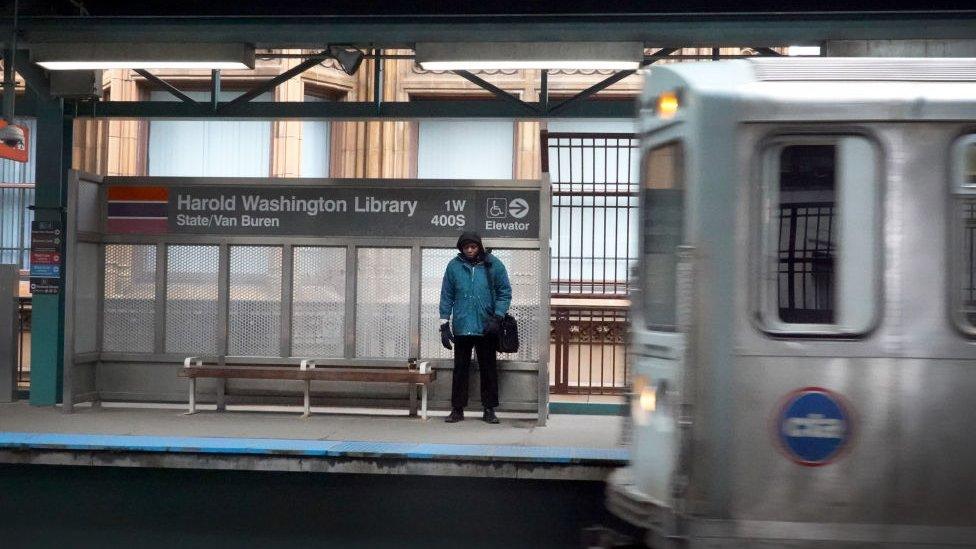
[
  {"left": 482, "top": 408, "right": 499, "bottom": 424},
  {"left": 445, "top": 408, "right": 464, "bottom": 423}
]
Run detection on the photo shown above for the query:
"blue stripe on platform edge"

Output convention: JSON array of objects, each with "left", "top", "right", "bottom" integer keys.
[{"left": 0, "top": 432, "right": 628, "bottom": 464}]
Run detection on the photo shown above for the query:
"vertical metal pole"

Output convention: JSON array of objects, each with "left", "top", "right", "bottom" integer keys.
[
  {"left": 280, "top": 244, "right": 293, "bottom": 357},
  {"left": 408, "top": 245, "right": 421, "bottom": 360},
  {"left": 154, "top": 242, "right": 167, "bottom": 353},
  {"left": 373, "top": 48, "right": 383, "bottom": 112},
  {"left": 210, "top": 70, "right": 221, "bottom": 112},
  {"left": 344, "top": 245, "right": 357, "bottom": 358},
  {"left": 218, "top": 242, "right": 230, "bottom": 358},
  {"left": 29, "top": 96, "right": 69, "bottom": 406},
  {"left": 538, "top": 176, "right": 552, "bottom": 425},
  {"left": 61, "top": 171, "right": 79, "bottom": 413},
  {"left": 0, "top": 264, "right": 17, "bottom": 402}
]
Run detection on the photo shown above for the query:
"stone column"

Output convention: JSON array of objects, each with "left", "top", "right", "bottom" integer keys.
[{"left": 272, "top": 52, "right": 305, "bottom": 178}]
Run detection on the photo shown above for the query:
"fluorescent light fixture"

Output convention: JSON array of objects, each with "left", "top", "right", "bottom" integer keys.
[
  {"left": 416, "top": 42, "right": 643, "bottom": 71},
  {"left": 31, "top": 43, "right": 255, "bottom": 70},
  {"left": 787, "top": 46, "right": 822, "bottom": 57}
]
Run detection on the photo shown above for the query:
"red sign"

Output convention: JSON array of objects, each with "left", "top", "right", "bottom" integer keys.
[
  {"left": 0, "top": 120, "right": 29, "bottom": 163},
  {"left": 31, "top": 251, "right": 61, "bottom": 265}
]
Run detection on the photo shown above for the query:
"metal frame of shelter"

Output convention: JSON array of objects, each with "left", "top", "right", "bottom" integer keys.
[
  {"left": 63, "top": 173, "right": 551, "bottom": 421},
  {"left": 2, "top": 9, "right": 976, "bottom": 407}
]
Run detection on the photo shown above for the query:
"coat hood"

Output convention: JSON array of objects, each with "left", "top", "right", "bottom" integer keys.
[{"left": 456, "top": 231, "right": 484, "bottom": 252}]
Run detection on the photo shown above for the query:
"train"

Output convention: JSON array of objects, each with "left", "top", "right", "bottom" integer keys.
[{"left": 606, "top": 57, "right": 976, "bottom": 547}]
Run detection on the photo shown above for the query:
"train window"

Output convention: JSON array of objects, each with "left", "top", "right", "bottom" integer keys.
[
  {"left": 951, "top": 135, "right": 976, "bottom": 331},
  {"left": 759, "top": 137, "right": 878, "bottom": 335},
  {"left": 640, "top": 142, "right": 684, "bottom": 331}
]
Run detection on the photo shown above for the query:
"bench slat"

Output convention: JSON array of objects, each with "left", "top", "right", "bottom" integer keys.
[{"left": 179, "top": 366, "right": 435, "bottom": 383}]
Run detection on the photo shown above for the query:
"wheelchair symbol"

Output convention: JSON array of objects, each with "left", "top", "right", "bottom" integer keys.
[{"left": 487, "top": 198, "right": 507, "bottom": 218}]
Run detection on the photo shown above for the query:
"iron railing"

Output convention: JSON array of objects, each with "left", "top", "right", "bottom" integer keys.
[
  {"left": 543, "top": 131, "right": 637, "bottom": 395},
  {"left": 550, "top": 305, "right": 630, "bottom": 395},
  {"left": 543, "top": 131, "right": 639, "bottom": 298}
]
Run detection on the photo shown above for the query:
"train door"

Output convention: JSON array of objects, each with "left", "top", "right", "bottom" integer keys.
[{"left": 628, "top": 139, "right": 687, "bottom": 509}]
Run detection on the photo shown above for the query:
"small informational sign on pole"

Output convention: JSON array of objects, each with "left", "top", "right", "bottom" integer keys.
[{"left": 29, "top": 220, "right": 63, "bottom": 295}]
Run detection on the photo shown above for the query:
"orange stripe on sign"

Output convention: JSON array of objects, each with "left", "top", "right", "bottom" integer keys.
[{"left": 107, "top": 186, "right": 169, "bottom": 201}]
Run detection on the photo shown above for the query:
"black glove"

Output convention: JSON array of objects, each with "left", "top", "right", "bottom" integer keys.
[
  {"left": 440, "top": 323, "right": 454, "bottom": 350},
  {"left": 485, "top": 315, "right": 502, "bottom": 337}
]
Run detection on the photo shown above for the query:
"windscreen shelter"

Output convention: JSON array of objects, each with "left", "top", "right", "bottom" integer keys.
[{"left": 63, "top": 172, "right": 551, "bottom": 423}]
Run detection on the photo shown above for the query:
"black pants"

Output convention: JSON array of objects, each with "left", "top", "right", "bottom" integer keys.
[{"left": 451, "top": 335, "right": 499, "bottom": 410}]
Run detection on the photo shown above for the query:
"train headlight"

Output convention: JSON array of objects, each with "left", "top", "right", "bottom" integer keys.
[
  {"left": 639, "top": 385, "right": 657, "bottom": 413},
  {"left": 656, "top": 91, "right": 679, "bottom": 119},
  {"left": 631, "top": 376, "right": 658, "bottom": 426}
]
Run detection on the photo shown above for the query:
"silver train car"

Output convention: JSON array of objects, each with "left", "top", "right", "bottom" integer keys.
[{"left": 608, "top": 58, "right": 976, "bottom": 547}]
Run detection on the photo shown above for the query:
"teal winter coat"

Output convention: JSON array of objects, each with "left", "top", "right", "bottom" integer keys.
[{"left": 439, "top": 254, "right": 512, "bottom": 336}]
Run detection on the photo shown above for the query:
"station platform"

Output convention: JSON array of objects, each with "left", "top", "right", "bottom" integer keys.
[{"left": 0, "top": 401, "right": 628, "bottom": 480}]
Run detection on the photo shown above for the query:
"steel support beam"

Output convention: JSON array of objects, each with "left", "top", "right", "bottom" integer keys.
[
  {"left": 134, "top": 69, "right": 197, "bottom": 103},
  {"left": 452, "top": 70, "right": 539, "bottom": 115},
  {"left": 10, "top": 13, "right": 976, "bottom": 46},
  {"left": 67, "top": 99, "right": 634, "bottom": 119},
  {"left": 220, "top": 52, "right": 328, "bottom": 111},
  {"left": 548, "top": 48, "right": 676, "bottom": 116}
]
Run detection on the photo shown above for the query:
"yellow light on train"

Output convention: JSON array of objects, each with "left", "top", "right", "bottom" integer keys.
[
  {"left": 631, "top": 376, "right": 658, "bottom": 427},
  {"left": 639, "top": 385, "right": 657, "bottom": 413},
  {"left": 657, "top": 92, "right": 679, "bottom": 119}
]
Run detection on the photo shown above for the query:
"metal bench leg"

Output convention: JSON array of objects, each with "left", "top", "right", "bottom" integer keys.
[
  {"left": 184, "top": 377, "right": 197, "bottom": 415},
  {"left": 302, "top": 379, "right": 311, "bottom": 418},
  {"left": 421, "top": 383, "right": 428, "bottom": 421},
  {"left": 216, "top": 378, "right": 226, "bottom": 412},
  {"left": 408, "top": 381, "right": 418, "bottom": 417}
]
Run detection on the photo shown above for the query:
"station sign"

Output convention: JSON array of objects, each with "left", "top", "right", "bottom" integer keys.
[
  {"left": 29, "top": 220, "right": 63, "bottom": 295},
  {"left": 775, "top": 387, "right": 852, "bottom": 466},
  {"left": 107, "top": 185, "right": 541, "bottom": 239}
]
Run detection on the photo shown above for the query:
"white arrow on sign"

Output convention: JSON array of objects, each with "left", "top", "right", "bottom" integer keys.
[{"left": 508, "top": 198, "right": 529, "bottom": 219}]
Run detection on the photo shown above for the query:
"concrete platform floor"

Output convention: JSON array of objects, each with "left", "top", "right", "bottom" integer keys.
[{"left": 0, "top": 400, "right": 626, "bottom": 450}]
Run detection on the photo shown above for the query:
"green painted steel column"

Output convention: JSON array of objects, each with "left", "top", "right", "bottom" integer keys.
[{"left": 29, "top": 98, "right": 70, "bottom": 406}]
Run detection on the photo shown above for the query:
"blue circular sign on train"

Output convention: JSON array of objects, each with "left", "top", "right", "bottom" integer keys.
[{"left": 776, "top": 387, "right": 851, "bottom": 466}]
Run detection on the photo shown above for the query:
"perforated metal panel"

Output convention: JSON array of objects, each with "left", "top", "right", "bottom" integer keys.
[
  {"left": 356, "top": 248, "right": 411, "bottom": 358},
  {"left": 103, "top": 244, "right": 156, "bottom": 353},
  {"left": 73, "top": 243, "right": 99, "bottom": 353},
  {"left": 292, "top": 247, "right": 345, "bottom": 357},
  {"left": 492, "top": 249, "right": 542, "bottom": 362},
  {"left": 78, "top": 180, "right": 100, "bottom": 233},
  {"left": 165, "top": 245, "right": 219, "bottom": 354},
  {"left": 421, "top": 248, "right": 457, "bottom": 359},
  {"left": 229, "top": 246, "right": 282, "bottom": 357}
]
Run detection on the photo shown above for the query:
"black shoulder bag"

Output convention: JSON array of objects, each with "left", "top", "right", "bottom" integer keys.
[{"left": 484, "top": 254, "right": 519, "bottom": 353}]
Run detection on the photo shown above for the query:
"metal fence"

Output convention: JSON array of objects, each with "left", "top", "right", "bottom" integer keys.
[
  {"left": 543, "top": 131, "right": 638, "bottom": 395},
  {"left": 550, "top": 305, "right": 630, "bottom": 395}
]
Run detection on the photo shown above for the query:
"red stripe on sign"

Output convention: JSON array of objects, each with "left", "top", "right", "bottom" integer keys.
[
  {"left": 106, "top": 218, "right": 168, "bottom": 234},
  {"left": 107, "top": 186, "right": 169, "bottom": 201}
]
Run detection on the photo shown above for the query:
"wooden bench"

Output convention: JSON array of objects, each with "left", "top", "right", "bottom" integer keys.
[{"left": 178, "top": 357, "right": 437, "bottom": 419}]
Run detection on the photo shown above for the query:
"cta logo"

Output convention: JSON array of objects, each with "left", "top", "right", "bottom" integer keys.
[{"left": 775, "top": 387, "right": 852, "bottom": 466}]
